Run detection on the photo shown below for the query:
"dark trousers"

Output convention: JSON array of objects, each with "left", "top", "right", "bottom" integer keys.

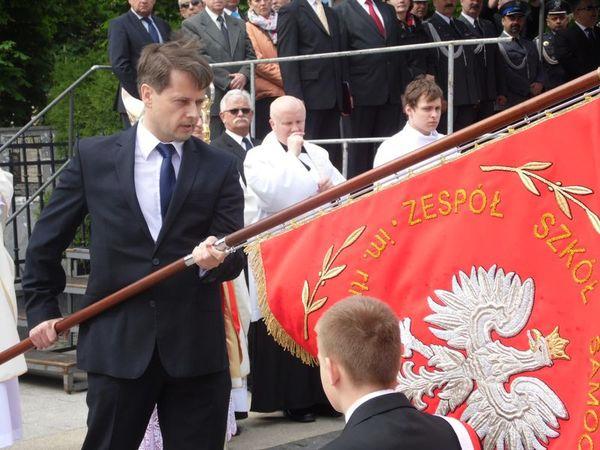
[
  {"left": 305, "top": 108, "right": 343, "bottom": 171},
  {"left": 347, "top": 103, "right": 402, "bottom": 178},
  {"left": 255, "top": 97, "right": 277, "bottom": 140},
  {"left": 82, "top": 349, "right": 230, "bottom": 450},
  {"left": 439, "top": 104, "right": 478, "bottom": 134}
]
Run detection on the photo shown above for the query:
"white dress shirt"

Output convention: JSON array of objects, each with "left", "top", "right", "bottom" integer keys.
[
  {"left": 134, "top": 119, "right": 183, "bottom": 242},
  {"left": 129, "top": 9, "right": 165, "bottom": 43},
  {"left": 205, "top": 7, "right": 227, "bottom": 29},
  {"left": 356, "top": 0, "right": 385, "bottom": 30},
  {"left": 345, "top": 389, "right": 395, "bottom": 423}
]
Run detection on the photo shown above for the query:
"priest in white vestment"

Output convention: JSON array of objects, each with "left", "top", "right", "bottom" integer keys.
[
  {"left": 0, "top": 169, "right": 26, "bottom": 449},
  {"left": 243, "top": 96, "right": 344, "bottom": 421}
]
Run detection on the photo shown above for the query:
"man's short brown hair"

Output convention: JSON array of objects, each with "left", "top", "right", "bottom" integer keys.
[
  {"left": 402, "top": 76, "right": 443, "bottom": 109},
  {"left": 315, "top": 296, "right": 400, "bottom": 387},
  {"left": 137, "top": 36, "right": 213, "bottom": 95}
]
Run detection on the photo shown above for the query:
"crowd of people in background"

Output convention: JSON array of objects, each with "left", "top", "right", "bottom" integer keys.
[
  {"left": 110, "top": 0, "right": 599, "bottom": 176},
  {"left": 1, "top": 0, "right": 595, "bottom": 448}
]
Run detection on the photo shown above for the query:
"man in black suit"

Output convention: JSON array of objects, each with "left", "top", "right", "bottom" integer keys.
[
  {"left": 316, "top": 296, "right": 475, "bottom": 449},
  {"left": 335, "top": 0, "right": 406, "bottom": 177},
  {"left": 277, "top": 0, "right": 346, "bottom": 170},
  {"left": 425, "top": 0, "right": 482, "bottom": 133},
  {"left": 554, "top": 0, "right": 600, "bottom": 81},
  {"left": 24, "top": 39, "right": 244, "bottom": 450},
  {"left": 459, "top": 0, "right": 508, "bottom": 120},
  {"left": 109, "top": 0, "right": 171, "bottom": 128},
  {"left": 210, "top": 89, "right": 261, "bottom": 184},
  {"left": 182, "top": 0, "right": 256, "bottom": 137}
]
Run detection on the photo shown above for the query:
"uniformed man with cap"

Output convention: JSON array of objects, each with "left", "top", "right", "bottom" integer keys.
[
  {"left": 535, "top": 0, "right": 570, "bottom": 89},
  {"left": 497, "top": 0, "right": 544, "bottom": 107}
]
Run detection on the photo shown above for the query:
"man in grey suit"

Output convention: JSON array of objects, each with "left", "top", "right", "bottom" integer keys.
[{"left": 183, "top": 0, "right": 256, "bottom": 137}]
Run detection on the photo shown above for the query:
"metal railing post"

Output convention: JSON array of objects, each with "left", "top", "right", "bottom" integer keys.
[
  {"left": 68, "top": 91, "right": 75, "bottom": 158},
  {"left": 250, "top": 62, "right": 256, "bottom": 137},
  {"left": 447, "top": 43, "right": 455, "bottom": 134}
]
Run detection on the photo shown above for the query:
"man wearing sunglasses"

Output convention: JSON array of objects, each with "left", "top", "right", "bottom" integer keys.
[
  {"left": 179, "top": 0, "right": 204, "bottom": 19},
  {"left": 211, "top": 90, "right": 261, "bottom": 186},
  {"left": 554, "top": 0, "right": 600, "bottom": 81}
]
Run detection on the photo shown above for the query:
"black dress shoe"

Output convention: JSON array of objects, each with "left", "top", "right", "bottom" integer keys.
[
  {"left": 312, "top": 403, "right": 343, "bottom": 417},
  {"left": 283, "top": 408, "right": 316, "bottom": 423},
  {"left": 235, "top": 411, "right": 248, "bottom": 420}
]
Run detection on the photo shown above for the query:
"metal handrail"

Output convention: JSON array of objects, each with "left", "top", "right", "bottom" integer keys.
[
  {"left": 0, "top": 65, "right": 112, "bottom": 155},
  {"left": 2, "top": 37, "right": 511, "bottom": 227}
]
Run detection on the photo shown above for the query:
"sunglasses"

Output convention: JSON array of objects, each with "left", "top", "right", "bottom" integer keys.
[
  {"left": 180, "top": 0, "right": 201, "bottom": 8},
  {"left": 225, "top": 108, "right": 252, "bottom": 114}
]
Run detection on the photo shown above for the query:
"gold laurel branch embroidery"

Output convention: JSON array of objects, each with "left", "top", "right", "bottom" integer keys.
[
  {"left": 302, "top": 225, "right": 367, "bottom": 340},
  {"left": 481, "top": 162, "right": 600, "bottom": 234}
]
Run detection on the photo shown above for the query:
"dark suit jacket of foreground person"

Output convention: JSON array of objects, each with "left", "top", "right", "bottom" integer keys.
[
  {"left": 108, "top": 10, "right": 171, "bottom": 114},
  {"left": 22, "top": 126, "right": 245, "bottom": 379},
  {"left": 321, "top": 392, "right": 462, "bottom": 450}
]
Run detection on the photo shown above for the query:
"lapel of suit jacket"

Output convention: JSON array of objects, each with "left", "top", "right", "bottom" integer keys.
[
  {"left": 154, "top": 139, "right": 202, "bottom": 251},
  {"left": 300, "top": 0, "right": 330, "bottom": 36},
  {"left": 223, "top": 133, "right": 247, "bottom": 163},
  {"left": 348, "top": 0, "right": 383, "bottom": 41},
  {"left": 345, "top": 393, "right": 413, "bottom": 430},
  {"left": 113, "top": 124, "right": 154, "bottom": 243},
  {"left": 200, "top": 11, "right": 231, "bottom": 54},
  {"left": 225, "top": 15, "right": 241, "bottom": 56},
  {"left": 126, "top": 10, "right": 154, "bottom": 45}
]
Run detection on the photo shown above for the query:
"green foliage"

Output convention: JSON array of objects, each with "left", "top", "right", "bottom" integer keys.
[
  {"left": 46, "top": 46, "right": 121, "bottom": 142},
  {"left": 0, "top": 0, "right": 183, "bottom": 130}
]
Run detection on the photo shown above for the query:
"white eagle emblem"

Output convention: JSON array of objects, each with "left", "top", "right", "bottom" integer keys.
[{"left": 398, "top": 266, "right": 570, "bottom": 450}]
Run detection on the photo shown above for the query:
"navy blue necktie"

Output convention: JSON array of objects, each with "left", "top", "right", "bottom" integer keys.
[
  {"left": 242, "top": 137, "right": 253, "bottom": 151},
  {"left": 142, "top": 17, "right": 160, "bottom": 43},
  {"left": 156, "top": 143, "right": 176, "bottom": 219}
]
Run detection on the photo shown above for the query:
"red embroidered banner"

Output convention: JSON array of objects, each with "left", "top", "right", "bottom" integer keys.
[{"left": 247, "top": 96, "right": 600, "bottom": 449}]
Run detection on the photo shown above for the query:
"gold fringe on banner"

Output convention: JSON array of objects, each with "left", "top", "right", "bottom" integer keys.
[{"left": 245, "top": 241, "right": 318, "bottom": 366}]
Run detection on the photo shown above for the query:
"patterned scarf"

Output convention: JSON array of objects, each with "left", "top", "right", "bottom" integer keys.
[{"left": 248, "top": 9, "right": 278, "bottom": 44}]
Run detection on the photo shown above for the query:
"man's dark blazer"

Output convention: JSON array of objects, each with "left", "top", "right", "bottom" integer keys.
[
  {"left": 277, "top": 0, "right": 345, "bottom": 111},
  {"left": 554, "top": 23, "right": 600, "bottom": 82},
  {"left": 498, "top": 33, "right": 543, "bottom": 107},
  {"left": 321, "top": 393, "right": 462, "bottom": 450},
  {"left": 334, "top": 0, "right": 404, "bottom": 107},
  {"left": 457, "top": 14, "right": 506, "bottom": 102},
  {"left": 23, "top": 125, "right": 245, "bottom": 379},
  {"left": 182, "top": 11, "right": 257, "bottom": 117},
  {"left": 108, "top": 11, "right": 171, "bottom": 113},
  {"left": 209, "top": 132, "right": 261, "bottom": 184},
  {"left": 424, "top": 13, "right": 481, "bottom": 107}
]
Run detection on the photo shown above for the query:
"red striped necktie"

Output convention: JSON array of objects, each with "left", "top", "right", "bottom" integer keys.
[{"left": 365, "top": 0, "right": 386, "bottom": 38}]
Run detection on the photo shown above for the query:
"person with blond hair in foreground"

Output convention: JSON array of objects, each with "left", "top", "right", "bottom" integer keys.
[{"left": 316, "top": 296, "right": 480, "bottom": 449}]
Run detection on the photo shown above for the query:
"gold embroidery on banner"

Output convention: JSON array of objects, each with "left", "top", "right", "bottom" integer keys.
[
  {"left": 301, "top": 226, "right": 366, "bottom": 340},
  {"left": 481, "top": 162, "right": 600, "bottom": 234}
]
